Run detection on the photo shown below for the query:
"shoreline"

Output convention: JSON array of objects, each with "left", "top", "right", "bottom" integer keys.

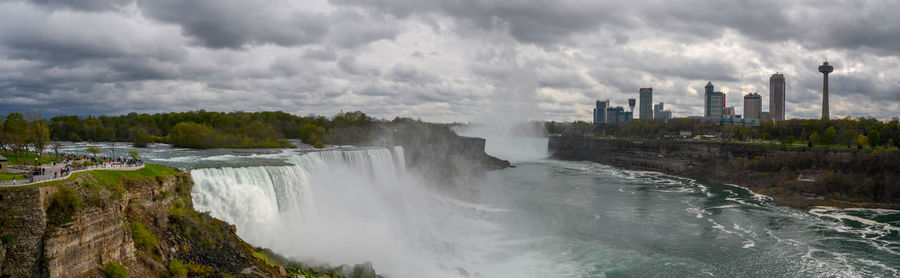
[{"left": 548, "top": 136, "right": 900, "bottom": 211}]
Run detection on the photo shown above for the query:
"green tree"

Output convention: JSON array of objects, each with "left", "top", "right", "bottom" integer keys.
[
  {"left": 133, "top": 128, "right": 150, "bottom": 147},
  {"left": 857, "top": 135, "right": 869, "bottom": 149},
  {"left": 30, "top": 121, "right": 51, "bottom": 156},
  {"left": 167, "top": 122, "right": 217, "bottom": 149},
  {"left": 128, "top": 150, "right": 139, "bottom": 161},
  {"left": 809, "top": 132, "right": 820, "bottom": 147},
  {"left": 821, "top": 126, "right": 836, "bottom": 146},
  {"left": 298, "top": 123, "right": 326, "bottom": 145},
  {"left": 867, "top": 129, "right": 881, "bottom": 148},
  {"left": 87, "top": 146, "right": 101, "bottom": 158},
  {"left": 781, "top": 135, "right": 795, "bottom": 146},
  {"left": 842, "top": 130, "right": 859, "bottom": 148},
  {"left": 4, "top": 113, "right": 28, "bottom": 160}
]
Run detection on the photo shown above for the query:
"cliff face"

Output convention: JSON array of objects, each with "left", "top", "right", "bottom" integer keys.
[
  {"left": 0, "top": 170, "right": 269, "bottom": 277},
  {"left": 0, "top": 167, "right": 381, "bottom": 278},
  {"left": 549, "top": 136, "right": 900, "bottom": 208},
  {"left": 333, "top": 121, "right": 510, "bottom": 186}
]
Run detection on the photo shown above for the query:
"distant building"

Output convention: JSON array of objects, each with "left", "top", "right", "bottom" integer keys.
[
  {"left": 639, "top": 88, "right": 653, "bottom": 120},
  {"left": 743, "top": 92, "right": 762, "bottom": 119},
  {"left": 593, "top": 100, "right": 609, "bottom": 124},
  {"left": 606, "top": 106, "right": 632, "bottom": 124},
  {"left": 628, "top": 98, "right": 636, "bottom": 114},
  {"left": 704, "top": 82, "right": 725, "bottom": 119},
  {"left": 770, "top": 73, "right": 785, "bottom": 122},
  {"left": 653, "top": 102, "right": 672, "bottom": 121},
  {"left": 723, "top": 106, "right": 735, "bottom": 117},
  {"left": 818, "top": 62, "right": 834, "bottom": 120},
  {"left": 760, "top": 111, "right": 772, "bottom": 122}
]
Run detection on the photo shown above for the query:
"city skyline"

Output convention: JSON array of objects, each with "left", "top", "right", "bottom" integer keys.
[{"left": 0, "top": 0, "right": 898, "bottom": 123}]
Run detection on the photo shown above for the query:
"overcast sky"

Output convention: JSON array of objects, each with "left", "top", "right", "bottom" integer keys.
[{"left": 1, "top": 0, "right": 898, "bottom": 122}]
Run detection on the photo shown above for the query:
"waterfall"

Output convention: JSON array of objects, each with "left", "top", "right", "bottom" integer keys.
[{"left": 190, "top": 147, "right": 488, "bottom": 277}]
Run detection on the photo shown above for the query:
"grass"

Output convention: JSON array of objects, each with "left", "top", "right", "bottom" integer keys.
[
  {"left": 0, "top": 164, "right": 179, "bottom": 190},
  {"left": 0, "top": 172, "right": 25, "bottom": 181},
  {"left": 0, "top": 151, "right": 62, "bottom": 166},
  {"left": 88, "top": 164, "right": 178, "bottom": 187}
]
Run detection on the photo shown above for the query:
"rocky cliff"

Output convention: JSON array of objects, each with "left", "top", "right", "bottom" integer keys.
[
  {"left": 0, "top": 166, "right": 380, "bottom": 278},
  {"left": 332, "top": 121, "right": 510, "bottom": 186},
  {"left": 550, "top": 135, "right": 900, "bottom": 209}
]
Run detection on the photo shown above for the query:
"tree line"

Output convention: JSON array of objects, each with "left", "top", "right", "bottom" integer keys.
[
  {"left": 2, "top": 110, "right": 376, "bottom": 150},
  {"left": 547, "top": 116, "right": 900, "bottom": 149}
]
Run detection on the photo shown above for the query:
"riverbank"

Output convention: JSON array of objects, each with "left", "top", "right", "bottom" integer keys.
[{"left": 549, "top": 135, "right": 900, "bottom": 210}]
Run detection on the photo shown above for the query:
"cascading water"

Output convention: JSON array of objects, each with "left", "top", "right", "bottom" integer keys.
[{"left": 191, "top": 147, "right": 497, "bottom": 277}]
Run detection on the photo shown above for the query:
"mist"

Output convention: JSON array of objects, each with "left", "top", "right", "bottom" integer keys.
[
  {"left": 191, "top": 147, "right": 507, "bottom": 278},
  {"left": 455, "top": 44, "right": 549, "bottom": 162}
]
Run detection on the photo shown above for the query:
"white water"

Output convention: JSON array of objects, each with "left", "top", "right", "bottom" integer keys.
[{"left": 191, "top": 147, "right": 500, "bottom": 277}]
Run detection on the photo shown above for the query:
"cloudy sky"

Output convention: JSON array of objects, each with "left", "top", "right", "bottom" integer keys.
[{"left": 1, "top": 0, "right": 898, "bottom": 122}]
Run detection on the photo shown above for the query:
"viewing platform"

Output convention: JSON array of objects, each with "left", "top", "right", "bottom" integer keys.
[{"left": 0, "top": 161, "right": 144, "bottom": 187}]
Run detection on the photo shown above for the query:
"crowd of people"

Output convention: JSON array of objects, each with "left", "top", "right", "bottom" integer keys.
[{"left": 7, "top": 152, "right": 144, "bottom": 186}]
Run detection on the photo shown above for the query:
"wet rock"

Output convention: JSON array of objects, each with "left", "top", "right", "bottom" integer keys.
[{"left": 351, "top": 262, "right": 376, "bottom": 278}]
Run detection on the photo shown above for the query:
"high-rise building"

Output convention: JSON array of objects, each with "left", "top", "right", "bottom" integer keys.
[
  {"left": 704, "top": 82, "right": 725, "bottom": 119},
  {"left": 593, "top": 100, "right": 609, "bottom": 124},
  {"left": 760, "top": 111, "right": 772, "bottom": 122},
  {"left": 723, "top": 106, "right": 735, "bottom": 117},
  {"left": 818, "top": 62, "right": 834, "bottom": 120},
  {"left": 769, "top": 73, "right": 785, "bottom": 122},
  {"left": 653, "top": 102, "right": 672, "bottom": 121},
  {"left": 606, "top": 106, "right": 631, "bottom": 124},
  {"left": 639, "top": 88, "right": 653, "bottom": 120},
  {"left": 743, "top": 92, "right": 762, "bottom": 119}
]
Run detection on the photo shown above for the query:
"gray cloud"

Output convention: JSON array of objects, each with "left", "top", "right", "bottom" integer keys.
[
  {"left": 138, "top": 0, "right": 329, "bottom": 48},
  {"left": 1, "top": 0, "right": 899, "bottom": 122}
]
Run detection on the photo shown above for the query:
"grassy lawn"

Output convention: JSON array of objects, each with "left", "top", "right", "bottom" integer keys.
[
  {"left": 88, "top": 164, "right": 179, "bottom": 186},
  {"left": 0, "top": 172, "right": 25, "bottom": 181},
  {"left": 0, "top": 151, "right": 63, "bottom": 166},
  {"left": 0, "top": 164, "right": 179, "bottom": 190}
]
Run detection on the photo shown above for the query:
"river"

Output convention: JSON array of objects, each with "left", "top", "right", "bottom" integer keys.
[{"left": 57, "top": 140, "right": 900, "bottom": 277}]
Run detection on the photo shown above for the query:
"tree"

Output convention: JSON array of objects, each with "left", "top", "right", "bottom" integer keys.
[
  {"left": 842, "top": 130, "right": 859, "bottom": 148},
  {"left": 809, "top": 132, "right": 820, "bottom": 147},
  {"left": 52, "top": 142, "right": 62, "bottom": 157},
  {"left": 857, "top": 135, "right": 868, "bottom": 149},
  {"left": 167, "top": 122, "right": 217, "bottom": 148},
  {"left": 821, "top": 126, "right": 836, "bottom": 146},
  {"left": 128, "top": 150, "right": 139, "bottom": 161},
  {"left": 781, "top": 135, "right": 795, "bottom": 146},
  {"left": 87, "top": 146, "right": 100, "bottom": 158},
  {"left": 30, "top": 121, "right": 51, "bottom": 156},
  {"left": 867, "top": 129, "right": 881, "bottom": 148},
  {"left": 133, "top": 128, "right": 150, "bottom": 147},
  {"left": 4, "top": 113, "right": 28, "bottom": 160}
]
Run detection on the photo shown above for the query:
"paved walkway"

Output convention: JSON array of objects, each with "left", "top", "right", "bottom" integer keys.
[{"left": 0, "top": 162, "right": 144, "bottom": 187}]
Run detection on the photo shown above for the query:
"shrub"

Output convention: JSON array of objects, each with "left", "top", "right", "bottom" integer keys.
[
  {"left": 47, "top": 186, "right": 82, "bottom": 226},
  {"left": 129, "top": 222, "right": 159, "bottom": 251},
  {"left": 168, "top": 259, "right": 188, "bottom": 278},
  {"left": 1, "top": 234, "right": 14, "bottom": 244},
  {"left": 104, "top": 262, "right": 128, "bottom": 278}
]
